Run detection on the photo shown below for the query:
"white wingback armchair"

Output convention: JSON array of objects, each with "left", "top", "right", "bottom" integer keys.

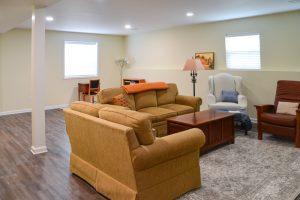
[{"left": 207, "top": 73, "right": 247, "bottom": 112}]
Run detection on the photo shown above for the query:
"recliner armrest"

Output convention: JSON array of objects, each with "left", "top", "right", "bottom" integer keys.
[
  {"left": 131, "top": 128, "right": 205, "bottom": 171},
  {"left": 255, "top": 105, "right": 275, "bottom": 113},
  {"left": 175, "top": 95, "right": 202, "bottom": 112}
]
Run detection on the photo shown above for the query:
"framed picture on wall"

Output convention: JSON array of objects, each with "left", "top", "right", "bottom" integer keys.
[{"left": 195, "top": 52, "right": 214, "bottom": 70}]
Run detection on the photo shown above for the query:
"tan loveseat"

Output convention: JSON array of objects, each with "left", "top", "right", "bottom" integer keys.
[
  {"left": 64, "top": 102, "right": 206, "bottom": 200},
  {"left": 97, "top": 83, "right": 202, "bottom": 137}
]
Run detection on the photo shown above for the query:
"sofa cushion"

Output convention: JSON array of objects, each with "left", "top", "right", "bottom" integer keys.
[
  {"left": 261, "top": 113, "right": 296, "bottom": 127},
  {"left": 134, "top": 90, "right": 157, "bottom": 110},
  {"left": 111, "top": 93, "right": 134, "bottom": 110},
  {"left": 156, "top": 83, "right": 178, "bottom": 106},
  {"left": 71, "top": 101, "right": 130, "bottom": 117},
  {"left": 98, "top": 87, "right": 124, "bottom": 103},
  {"left": 71, "top": 101, "right": 105, "bottom": 117},
  {"left": 138, "top": 107, "right": 177, "bottom": 123},
  {"left": 98, "top": 87, "right": 136, "bottom": 110},
  {"left": 99, "top": 107, "right": 155, "bottom": 145},
  {"left": 159, "top": 104, "right": 194, "bottom": 115}
]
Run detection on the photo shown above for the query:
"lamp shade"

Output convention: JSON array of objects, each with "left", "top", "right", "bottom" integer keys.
[{"left": 182, "top": 58, "right": 204, "bottom": 71}]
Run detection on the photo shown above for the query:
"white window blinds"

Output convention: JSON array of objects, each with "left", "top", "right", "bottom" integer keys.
[
  {"left": 64, "top": 41, "right": 98, "bottom": 78},
  {"left": 225, "top": 34, "right": 261, "bottom": 70}
]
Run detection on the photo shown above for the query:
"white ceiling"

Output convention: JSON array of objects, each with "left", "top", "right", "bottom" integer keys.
[
  {"left": 0, "top": 0, "right": 59, "bottom": 33},
  {"left": 3, "top": 0, "right": 300, "bottom": 35}
]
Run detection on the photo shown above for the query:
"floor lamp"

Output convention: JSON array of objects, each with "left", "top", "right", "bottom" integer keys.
[{"left": 183, "top": 58, "right": 204, "bottom": 96}]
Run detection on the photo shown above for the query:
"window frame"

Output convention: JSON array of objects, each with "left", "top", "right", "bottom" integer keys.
[
  {"left": 225, "top": 33, "right": 261, "bottom": 71},
  {"left": 63, "top": 40, "right": 99, "bottom": 79}
]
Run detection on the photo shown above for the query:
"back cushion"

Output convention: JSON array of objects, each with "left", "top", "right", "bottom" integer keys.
[
  {"left": 275, "top": 80, "right": 300, "bottom": 108},
  {"left": 156, "top": 83, "right": 178, "bottom": 106},
  {"left": 99, "top": 107, "right": 155, "bottom": 145},
  {"left": 97, "top": 87, "right": 136, "bottom": 110},
  {"left": 98, "top": 87, "right": 124, "bottom": 103},
  {"left": 134, "top": 90, "right": 157, "bottom": 110},
  {"left": 211, "top": 74, "right": 236, "bottom": 102},
  {"left": 71, "top": 101, "right": 104, "bottom": 117}
]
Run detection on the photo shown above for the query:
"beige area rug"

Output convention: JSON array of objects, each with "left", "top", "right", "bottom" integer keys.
[{"left": 180, "top": 132, "right": 300, "bottom": 200}]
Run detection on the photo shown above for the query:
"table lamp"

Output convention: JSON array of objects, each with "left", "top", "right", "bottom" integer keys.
[{"left": 183, "top": 58, "right": 204, "bottom": 96}]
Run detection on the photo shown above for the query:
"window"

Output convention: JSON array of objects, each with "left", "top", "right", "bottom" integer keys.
[
  {"left": 64, "top": 41, "right": 98, "bottom": 78},
  {"left": 225, "top": 34, "right": 261, "bottom": 70}
]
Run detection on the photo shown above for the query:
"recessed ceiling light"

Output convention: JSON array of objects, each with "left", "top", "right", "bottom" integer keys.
[
  {"left": 124, "top": 24, "right": 132, "bottom": 30},
  {"left": 46, "top": 16, "right": 54, "bottom": 22},
  {"left": 186, "top": 12, "right": 194, "bottom": 17}
]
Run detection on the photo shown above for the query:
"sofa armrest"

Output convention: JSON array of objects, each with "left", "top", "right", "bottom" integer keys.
[
  {"left": 238, "top": 95, "right": 247, "bottom": 109},
  {"left": 255, "top": 105, "right": 275, "bottom": 114},
  {"left": 207, "top": 93, "right": 216, "bottom": 106},
  {"left": 175, "top": 95, "right": 202, "bottom": 112},
  {"left": 131, "top": 128, "right": 205, "bottom": 171}
]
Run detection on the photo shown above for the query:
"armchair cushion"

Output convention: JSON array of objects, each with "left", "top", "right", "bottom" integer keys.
[
  {"left": 208, "top": 102, "right": 246, "bottom": 111},
  {"left": 238, "top": 95, "right": 247, "bottom": 108},
  {"left": 261, "top": 113, "right": 296, "bottom": 127},
  {"left": 159, "top": 104, "right": 194, "bottom": 115},
  {"left": 99, "top": 107, "right": 155, "bottom": 145},
  {"left": 221, "top": 90, "right": 238, "bottom": 103},
  {"left": 276, "top": 101, "right": 299, "bottom": 116},
  {"left": 131, "top": 128, "right": 205, "bottom": 171}
]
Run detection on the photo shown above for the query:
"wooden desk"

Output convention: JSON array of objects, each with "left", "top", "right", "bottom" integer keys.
[
  {"left": 78, "top": 83, "right": 89, "bottom": 101},
  {"left": 167, "top": 110, "right": 235, "bottom": 154}
]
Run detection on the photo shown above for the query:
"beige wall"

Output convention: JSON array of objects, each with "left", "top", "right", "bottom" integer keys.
[
  {"left": 125, "top": 11, "right": 300, "bottom": 118},
  {"left": 0, "top": 29, "right": 125, "bottom": 113}
]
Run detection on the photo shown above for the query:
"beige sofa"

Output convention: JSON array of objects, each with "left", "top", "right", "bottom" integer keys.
[
  {"left": 64, "top": 102, "right": 206, "bottom": 200},
  {"left": 97, "top": 83, "right": 202, "bottom": 137}
]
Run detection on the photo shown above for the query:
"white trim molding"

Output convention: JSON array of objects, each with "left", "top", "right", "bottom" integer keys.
[
  {"left": 0, "top": 104, "right": 69, "bottom": 116},
  {"left": 31, "top": 145, "right": 48, "bottom": 155}
]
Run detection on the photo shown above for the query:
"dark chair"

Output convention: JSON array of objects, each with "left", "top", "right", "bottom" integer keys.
[
  {"left": 82, "top": 79, "right": 100, "bottom": 103},
  {"left": 255, "top": 80, "right": 300, "bottom": 148}
]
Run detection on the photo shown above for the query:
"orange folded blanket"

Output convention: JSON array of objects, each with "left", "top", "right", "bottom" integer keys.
[{"left": 122, "top": 82, "right": 169, "bottom": 94}]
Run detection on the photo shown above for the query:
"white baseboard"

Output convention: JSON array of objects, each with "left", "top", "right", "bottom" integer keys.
[
  {"left": 45, "top": 104, "right": 69, "bottom": 110},
  {"left": 31, "top": 145, "right": 48, "bottom": 155},
  {"left": 0, "top": 104, "right": 69, "bottom": 116}
]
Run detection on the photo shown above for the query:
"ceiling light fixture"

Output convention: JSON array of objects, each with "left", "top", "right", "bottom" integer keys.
[
  {"left": 46, "top": 16, "right": 54, "bottom": 22},
  {"left": 186, "top": 12, "right": 194, "bottom": 17},
  {"left": 124, "top": 24, "right": 132, "bottom": 30}
]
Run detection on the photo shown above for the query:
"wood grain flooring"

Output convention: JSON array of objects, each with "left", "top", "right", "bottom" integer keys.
[{"left": 0, "top": 109, "right": 107, "bottom": 200}]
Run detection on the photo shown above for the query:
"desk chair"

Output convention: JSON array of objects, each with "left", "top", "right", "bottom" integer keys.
[{"left": 81, "top": 79, "right": 100, "bottom": 103}]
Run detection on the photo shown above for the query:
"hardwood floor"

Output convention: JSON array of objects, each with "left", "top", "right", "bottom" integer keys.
[{"left": 0, "top": 109, "right": 107, "bottom": 200}]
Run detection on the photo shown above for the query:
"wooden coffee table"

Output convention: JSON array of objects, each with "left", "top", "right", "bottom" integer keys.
[{"left": 167, "top": 110, "right": 235, "bottom": 154}]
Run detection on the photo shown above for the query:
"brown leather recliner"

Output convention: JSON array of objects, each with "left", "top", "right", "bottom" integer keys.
[{"left": 255, "top": 80, "right": 300, "bottom": 148}]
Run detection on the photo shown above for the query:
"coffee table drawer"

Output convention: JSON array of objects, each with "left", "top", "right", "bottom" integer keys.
[{"left": 167, "top": 122, "right": 190, "bottom": 134}]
